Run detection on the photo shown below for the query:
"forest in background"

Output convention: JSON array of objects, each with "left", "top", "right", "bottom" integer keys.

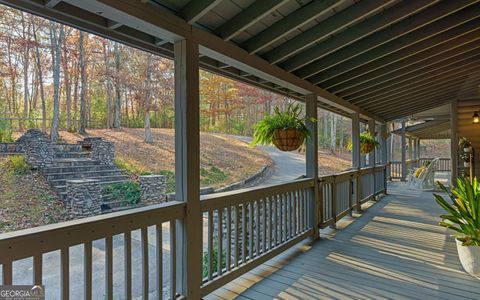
[{"left": 0, "top": 5, "right": 352, "bottom": 152}]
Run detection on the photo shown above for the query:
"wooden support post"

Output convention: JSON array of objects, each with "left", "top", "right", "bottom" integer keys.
[
  {"left": 351, "top": 113, "right": 361, "bottom": 212},
  {"left": 368, "top": 119, "right": 376, "bottom": 167},
  {"left": 386, "top": 123, "right": 392, "bottom": 180},
  {"left": 174, "top": 38, "right": 201, "bottom": 299},
  {"left": 451, "top": 101, "right": 458, "bottom": 185},
  {"left": 305, "top": 93, "right": 319, "bottom": 237},
  {"left": 408, "top": 138, "right": 413, "bottom": 164},
  {"left": 401, "top": 121, "right": 407, "bottom": 181},
  {"left": 380, "top": 124, "right": 388, "bottom": 194}
]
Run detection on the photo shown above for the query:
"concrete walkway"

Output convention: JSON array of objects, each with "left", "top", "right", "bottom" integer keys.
[{"left": 206, "top": 182, "right": 480, "bottom": 299}]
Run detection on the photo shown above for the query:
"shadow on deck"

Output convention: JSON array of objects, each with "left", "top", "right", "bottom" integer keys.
[{"left": 207, "top": 181, "right": 480, "bottom": 300}]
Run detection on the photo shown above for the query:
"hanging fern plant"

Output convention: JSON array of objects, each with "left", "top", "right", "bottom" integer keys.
[
  {"left": 251, "top": 103, "right": 310, "bottom": 151},
  {"left": 347, "top": 131, "right": 379, "bottom": 154}
]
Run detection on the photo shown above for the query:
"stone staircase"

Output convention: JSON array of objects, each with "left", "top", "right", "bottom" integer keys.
[{"left": 42, "top": 144, "right": 128, "bottom": 211}]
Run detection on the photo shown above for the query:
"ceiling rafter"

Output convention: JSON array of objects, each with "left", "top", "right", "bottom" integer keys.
[
  {"left": 352, "top": 59, "right": 480, "bottom": 106},
  {"left": 215, "top": 0, "right": 289, "bottom": 41},
  {"left": 263, "top": 0, "right": 389, "bottom": 64},
  {"left": 338, "top": 47, "right": 480, "bottom": 99},
  {"left": 285, "top": 0, "right": 438, "bottom": 73},
  {"left": 241, "top": 0, "right": 339, "bottom": 54},
  {"left": 45, "top": 0, "right": 62, "bottom": 9},
  {"left": 179, "top": 0, "right": 223, "bottom": 24},
  {"left": 310, "top": 18, "right": 480, "bottom": 87},
  {"left": 295, "top": 0, "right": 477, "bottom": 78}
]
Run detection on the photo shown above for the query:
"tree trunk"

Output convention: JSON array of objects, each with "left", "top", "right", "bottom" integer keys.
[
  {"left": 113, "top": 42, "right": 121, "bottom": 128},
  {"left": 103, "top": 41, "right": 113, "bottom": 128},
  {"left": 144, "top": 54, "right": 153, "bottom": 143},
  {"left": 21, "top": 13, "right": 30, "bottom": 130},
  {"left": 330, "top": 114, "right": 337, "bottom": 153},
  {"left": 79, "top": 31, "right": 87, "bottom": 134},
  {"left": 32, "top": 21, "right": 47, "bottom": 132},
  {"left": 49, "top": 22, "right": 64, "bottom": 141},
  {"left": 62, "top": 32, "right": 72, "bottom": 131}
]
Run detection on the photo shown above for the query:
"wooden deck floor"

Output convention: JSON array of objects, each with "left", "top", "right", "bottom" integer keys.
[{"left": 206, "top": 182, "right": 480, "bottom": 300}]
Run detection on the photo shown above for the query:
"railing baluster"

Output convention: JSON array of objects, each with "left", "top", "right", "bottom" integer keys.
[
  {"left": 255, "top": 200, "right": 260, "bottom": 257},
  {"left": 280, "top": 194, "right": 285, "bottom": 243},
  {"left": 226, "top": 206, "right": 231, "bottom": 272},
  {"left": 105, "top": 236, "right": 113, "bottom": 300},
  {"left": 84, "top": 241, "right": 92, "bottom": 300},
  {"left": 208, "top": 210, "right": 213, "bottom": 280},
  {"left": 268, "top": 197, "right": 273, "bottom": 250},
  {"left": 141, "top": 227, "right": 149, "bottom": 299},
  {"left": 33, "top": 254, "right": 42, "bottom": 286},
  {"left": 248, "top": 202, "right": 253, "bottom": 259},
  {"left": 169, "top": 220, "right": 176, "bottom": 300},
  {"left": 262, "top": 198, "right": 267, "bottom": 253},
  {"left": 242, "top": 204, "right": 246, "bottom": 264},
  {"left": 217, "top": 208, "right": 223, "bottom": 276},
  {"left": 293, "top": 191, "right": 297, "bottom": 235},
  {"left": 234, "top": 205, "right": 239, "bottom": 268},
  {"left": 60, "top": 247, "right": 69, "bottom": 300},
  {"left": 156, "top": 224, "right": 163, "bottom": 300},
  {"left": 274, "top": 195, "right": 278, "bottom": 245},
  {"left": 124, "top": 231, "right": 132, "bottom": 300},
  {"left": 2, "top": 261, "right": 12, "bottom": 285}
]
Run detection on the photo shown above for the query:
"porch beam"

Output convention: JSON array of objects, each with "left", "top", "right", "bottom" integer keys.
[
  {"left": 340, "top": 49, "right": 480, "bottom": 99},
  {"left": 106, "top": 20, "right": 122, "bottom": 30},
  {"left": 351, "top": 56, "right": 480, "bottom": 106},
  {"left": 174, "top": 39, "right": 201, "bottom": 299},
  {"left": 401, "top": 122, "right": 407, "bottom": 181},
  {"left": 179, "top": 0, "right": 223, "bottom": 24},
  {"left": 300, "top": 0, "right": 479, "bottom": 80},
  {"left": 242, "top": 0, "right": 339, "bottom": 54},
  {"left": 264, "top": 0, "right": 390, "bottom": 64},
  {"left": 45, "top": 0, "right": 62, "bottom": 8},
  {"left": 215, "top": 0, "right": 289, "bottom": 41},
  {"left": 313, "top": 20, "right": 480, "bottom": 87},
  {"left": 305, "top": 94, "right": 319, "bottom": 237},
  {"left": 290, "top": 0, "right": 443, "bottom": 75}
]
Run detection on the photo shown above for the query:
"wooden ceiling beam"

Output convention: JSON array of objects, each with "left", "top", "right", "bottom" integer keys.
[
  {"left": 311, "top": 19, "right": 480, "bottom": 87},
  {"left": 263, "top": 0, "right": 389, "bottom": 64},
  {"left": 285, "top": 0, "right": 438, "bottom": 73},
  {"left": 295, "top": 0, "right": 478, "bottom": 78},
  {"left": 352, "top": 59, "right": 480, "bottom": 106},
  {"left": 215, "top": 0, "right": 289, "bottom": 41},
  {"left": 45, "top": 0, "right": 62, "bottom": 9},
  {"left": 339, "top": 47, "right": 480, "bottom": 99},
  {"left": 179, "top": 0, "right": 223, "bottom": 24},
  {"left": 242, "top": 0, "right": 339, "bottom": 54}
]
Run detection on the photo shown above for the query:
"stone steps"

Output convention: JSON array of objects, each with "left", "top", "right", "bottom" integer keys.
[
  {"left": 51, "top": 158, "right": 100, "bottom": 167},
  {"left": 42, "top": 164, "right": 119, "bottom": 174},
  {"left": 54, "top": 152, "right": 91, "bottom": 159},
  {"left": 45, "top": 169, "right": 124, "bottom": 180}
]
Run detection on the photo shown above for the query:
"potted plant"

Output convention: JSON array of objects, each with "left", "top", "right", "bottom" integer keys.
[
  {"left": 434, "top": 178, "right": 480, "bottom": 278},
  {"left": 460, "top": 153, "right": 471, "bottom": 167},
  {"left": 251, "top": 103, "right": 310, "bottom": 152},
  {"left": 347, "top": 132, "right": 379, "bottom": 154},
  {"left": 459, "top": 137, "right": 473, "bottom": 152}
]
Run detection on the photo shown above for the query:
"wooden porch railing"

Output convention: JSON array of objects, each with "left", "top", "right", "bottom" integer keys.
[
  {"left": 389, "top": 158, "right": 451, "bottom": 180},
  {"left": 0, "top": 167, "right": 388, "bottom": 299},
  {"left": 318, "top": 165, "right": 387, "bottom": 228}
]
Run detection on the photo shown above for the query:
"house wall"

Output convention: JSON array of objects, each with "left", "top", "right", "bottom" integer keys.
[{"left": 456, "top": 99, "right": 480, "bottom": 178}]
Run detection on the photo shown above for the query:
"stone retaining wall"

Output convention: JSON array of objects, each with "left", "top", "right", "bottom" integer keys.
[
  {"left": 91, "top": 139, "right": 114, "bottom": 165},
  {"left": 140, "top": 175, "right": 167, "bottom": 204},
  {"left": 66, "top": 179, "right": 102, "bottom": 218}
]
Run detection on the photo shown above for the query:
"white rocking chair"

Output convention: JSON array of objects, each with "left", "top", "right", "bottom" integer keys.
[{"left": 407, "top": 158, "right": 439, "bottom": 189}]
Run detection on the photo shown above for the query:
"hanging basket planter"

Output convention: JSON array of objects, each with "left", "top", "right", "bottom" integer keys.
[
  {"left": 360, "top": 141, "right": 376, "bottom": 154},
  {"left": 272, "top": 129, "right": 305, "bottom": 152},
  {"left": 251, "top": 103, "right": 310, "bottom": 152}
]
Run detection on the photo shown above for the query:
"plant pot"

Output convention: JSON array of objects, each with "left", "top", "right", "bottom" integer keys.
[
  {"left": 360, "top": 142, "right": 375, "bottom": 154},
  {"left": 464, "top": 146, "right": 473, "bottom": 153},
  {"left": 272, "top": 129, "right": 305, "bottom": 152},
  {"left": 456, "top": 239, "right": 480, "bottom": 279},
  {"left": 464, "top": 161, "right": 470, "bottom": 167}
]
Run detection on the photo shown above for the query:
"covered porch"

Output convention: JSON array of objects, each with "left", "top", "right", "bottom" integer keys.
[
  {"left": 0, "top": 1, "right": 479, "bottom": 299},
  {"left": 207, "top": 182, "right": 480, "bottom": 300}
]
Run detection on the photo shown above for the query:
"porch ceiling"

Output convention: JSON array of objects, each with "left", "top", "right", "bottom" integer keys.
[
  {"left": 392, "top": 120, "right": 451, "bottom": 139},
  {"left": 4, "top": 0, "right": 480, "bottom": 121}
]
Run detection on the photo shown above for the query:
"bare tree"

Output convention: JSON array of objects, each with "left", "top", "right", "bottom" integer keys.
[
  {"left": 49, "top": 21, "right": 64, "bottom": 141},
  {"left": 32, "top": 19, "right": 46, "bottom": 132},
  {"left": 144, "top": 54, "right": 153, "bottom": 143},
  {"left": 79, "top": 31, "right": 87, "bottom": 134},
  {"left": 113, "top": 42, "right": 121, "bottom": 128}
]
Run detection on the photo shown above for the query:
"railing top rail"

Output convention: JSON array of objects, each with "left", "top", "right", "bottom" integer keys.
[
  {"left": 0, "top": 201, "right": 185, "bottom": 263},
  {"left": 200, "top": 177, "right": 314, "bottom": 211}
]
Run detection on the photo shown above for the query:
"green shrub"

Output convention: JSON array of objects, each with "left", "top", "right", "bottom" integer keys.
[
  {"left": 0, "top": 119, "right": 13, "bottom": 142},
  {"left": 5, "top": 155, "right": 30, "bottom": 175},
  {"left": 103, "top": 182, "right": 141, "bottom": 206},
  {"left": 114, "top": 157, "right": 149, "bottom": 175},
  {"left": 202, "top": 245, "right": 227, "bottom": 279},
  {"left": 158, "top": 170, "right": 175, "bottom": 193}
]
